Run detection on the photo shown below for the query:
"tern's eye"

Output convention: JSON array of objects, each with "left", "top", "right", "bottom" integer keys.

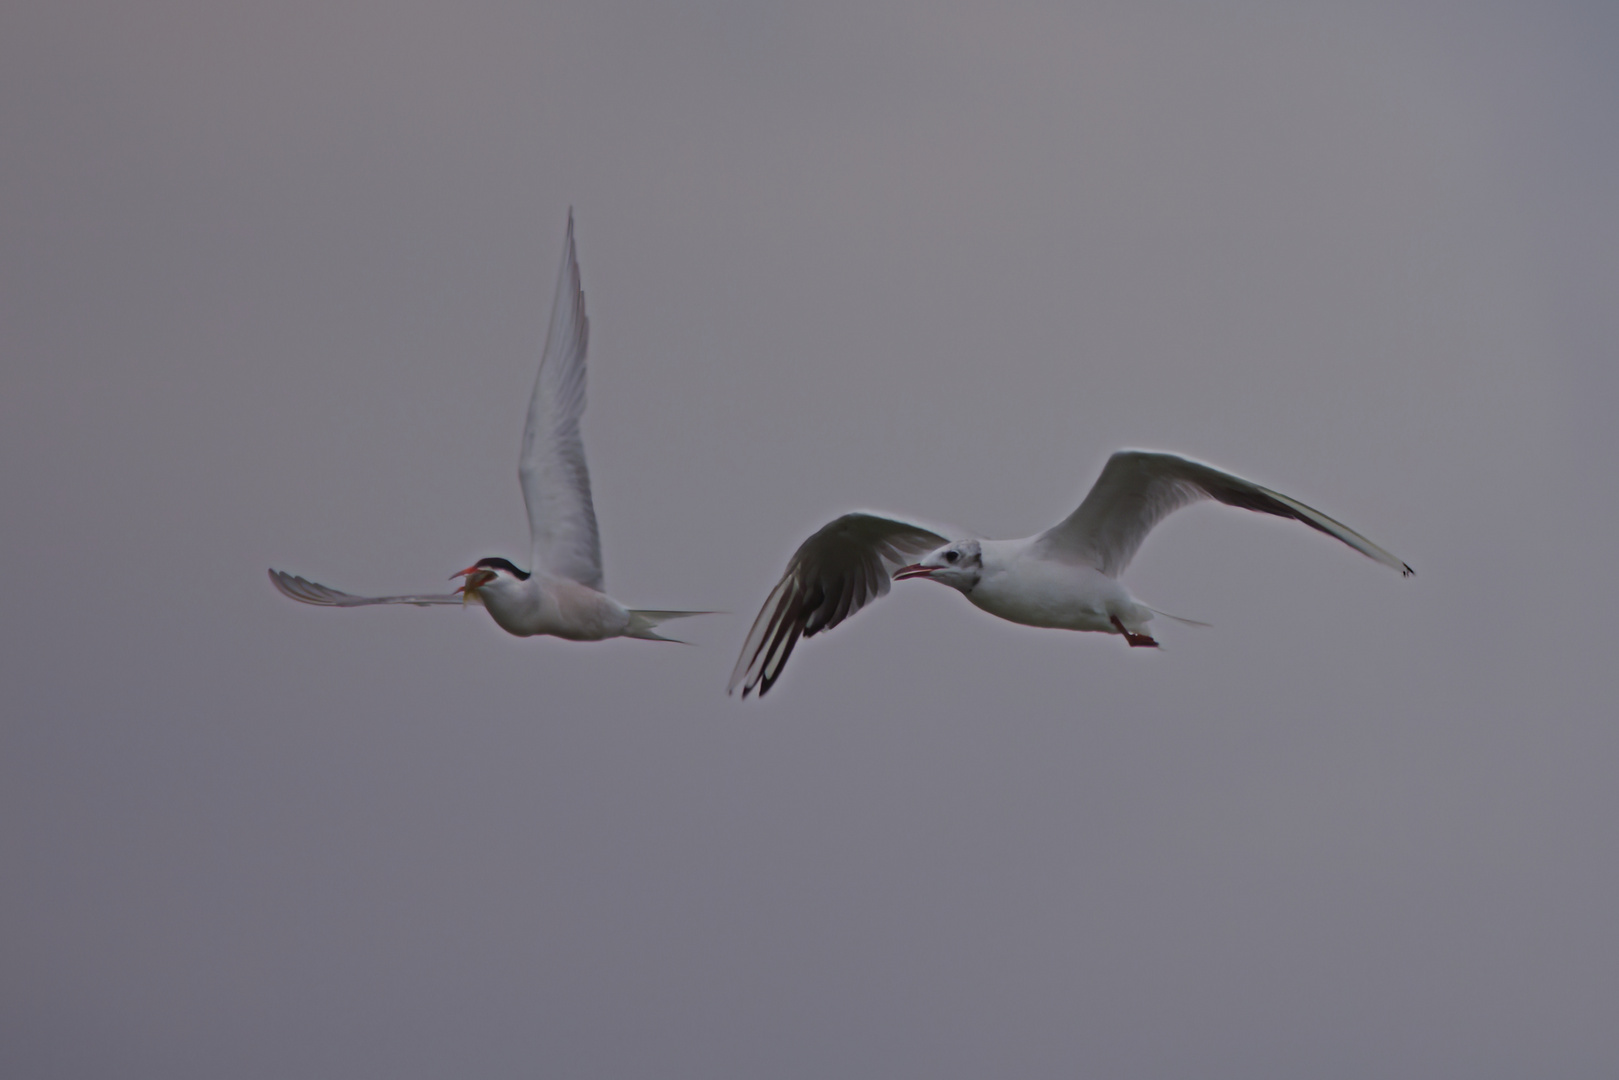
[{"left": 945, "top": 550, "right": 960, "bottom": 564}]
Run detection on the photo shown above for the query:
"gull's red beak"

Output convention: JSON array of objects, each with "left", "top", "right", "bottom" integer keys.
[{"left": 893, "top": 563, "right": 935, "bottom": 581}]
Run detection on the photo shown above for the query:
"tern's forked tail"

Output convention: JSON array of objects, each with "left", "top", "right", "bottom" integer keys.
[{"left": 626, "top": 609, "right": 717, "bottom": 643}]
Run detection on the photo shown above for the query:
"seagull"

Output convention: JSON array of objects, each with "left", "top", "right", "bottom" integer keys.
[
  {"left": 270, "top": 211, "right": 710, "bottom": 643},
  {"left": 729, "top": 451, "right": 1411, "bottom": 697}
]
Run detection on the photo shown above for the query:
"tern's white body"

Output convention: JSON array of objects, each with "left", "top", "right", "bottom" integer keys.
[
  {"left": 730, "top": 450, "right": 1411, "bottom": 697},
  {"left": 477, "top": 572, "right": 633, "bottom": 640},
  {"left": 269, "top": 211, "right": 709, "bottom": 643}
]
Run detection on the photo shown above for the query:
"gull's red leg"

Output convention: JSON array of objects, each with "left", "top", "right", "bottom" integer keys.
[{"left": 1110, "top": 615, "right": 1160, "bottom": 648}]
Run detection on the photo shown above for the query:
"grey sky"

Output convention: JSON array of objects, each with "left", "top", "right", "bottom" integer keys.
[{"left": 3, "top": 1, "right": 1617, "bottom": 1076}]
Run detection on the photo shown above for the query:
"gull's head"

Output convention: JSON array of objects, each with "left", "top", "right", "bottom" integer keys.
[
  {"left": 894, "top": 539, "right": 983, "bottom": 593},
  {"left": 452, "top": 557, "right": 529, "bottom": 604}
]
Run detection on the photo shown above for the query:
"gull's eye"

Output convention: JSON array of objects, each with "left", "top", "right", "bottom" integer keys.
[{"left": 945, "top": 550, "right": 960, "bottom": 564}]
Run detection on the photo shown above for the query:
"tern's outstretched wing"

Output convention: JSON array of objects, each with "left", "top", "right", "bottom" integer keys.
[
  {"left": 1033, "top": 450, "right": 1412, "bottom": 579},
  {"left": 730, "top": 513, "right": 954, "bottom": 698},
  {"left": 268, "top": 569, "right": 465, "bottom": 607},
  {"left": 519, "top": 210, "right": 604, "bottom": 591}
]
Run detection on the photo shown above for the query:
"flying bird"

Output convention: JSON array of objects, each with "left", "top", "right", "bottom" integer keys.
[
  {"left": 270, "top": 211, "right": 709, "bottom": 642},
  {"left": 729, "top": 451, "right": 1411, "bottom": 697}
]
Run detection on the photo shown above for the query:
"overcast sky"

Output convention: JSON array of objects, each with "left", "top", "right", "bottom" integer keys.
[{"left": 4, "top": 1, "right": 1618, "bottom": 1076}]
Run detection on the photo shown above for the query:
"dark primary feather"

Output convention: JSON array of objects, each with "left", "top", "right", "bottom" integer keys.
[{"left": 729, "top": 514, "right": 948, "bottom": 698}]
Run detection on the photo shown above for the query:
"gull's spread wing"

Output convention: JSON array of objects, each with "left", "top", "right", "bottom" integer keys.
[
  {"left": 730, "top": 513, "right": 952, "bottom": 698},
  {"left": 519, "top": 210, "right": 604, "bottom": 590},
  {"left": 1034, "top": 450, "right": 1412, "bottom": 578},
  {"left": 268, "top": 569, "right": 464, "bottom": 607}
]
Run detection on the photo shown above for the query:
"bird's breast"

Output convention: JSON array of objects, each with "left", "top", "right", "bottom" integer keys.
[
  {"left": 966, "top": 557, "right": 1124, "bottom": 632},
  {"left": 480, "top": 578, "right": 630, "bottom": 640}
]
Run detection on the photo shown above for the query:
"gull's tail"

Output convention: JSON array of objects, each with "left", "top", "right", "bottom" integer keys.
[{"left": 626, "top": 609, "right": 718, "bottom": 643}]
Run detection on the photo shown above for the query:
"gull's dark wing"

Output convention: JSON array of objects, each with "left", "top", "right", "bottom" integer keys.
[
  {"left": 268, "top": 569, "right": 465, "bottom": 608},
  {"left": 1033, "top": 450, "right": 1412, "bottom": 578},
  {"left": 729, "top": 513, "right": 952, "bottom": 698}
]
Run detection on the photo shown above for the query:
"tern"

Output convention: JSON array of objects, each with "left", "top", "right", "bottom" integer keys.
[
  {"left": 729, "top": 451, "right": 1411, "bottom": 697},
  {"left": 270, "top": 211, "right": 710, "bottom": 642}
]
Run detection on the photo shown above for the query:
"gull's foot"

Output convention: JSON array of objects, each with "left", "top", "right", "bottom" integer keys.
[{"left": 1110, "top": 615, "right": 1160, "bottom": 649}]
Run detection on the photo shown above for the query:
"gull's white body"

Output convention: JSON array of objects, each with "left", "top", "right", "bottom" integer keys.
[
  {"left": 269, "top": 211, "right": 707, "bottom": 643},
  {"left": 964, "top": 539, "right": 1151, "bottom": 634},
  {"left": 730, "top": 450, "right": 1411, "bottom": 697}
]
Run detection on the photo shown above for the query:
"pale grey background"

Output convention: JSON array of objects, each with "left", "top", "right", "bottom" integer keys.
[{"left": 4, "top": 1, "right": 1617, "bottom": 1076}]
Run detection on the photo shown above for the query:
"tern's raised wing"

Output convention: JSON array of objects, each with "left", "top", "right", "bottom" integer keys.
[
  {"left": 1033, "top": 450, "right": 1412, "bottom": 579},
  {"left": 519, "top": 210, "right": 604, "bottom": 591},
  {"left": 268, "top": 569, "right": 465, "bottom": 607},
  {"left": 729, "top": 513, "right": 954, "bottom": 698}
]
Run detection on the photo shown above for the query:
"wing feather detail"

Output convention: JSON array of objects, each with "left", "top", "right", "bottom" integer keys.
[
  {"left": 729, "top": 514, "right": 952, "bottom": 698},
  {"left": 1034, "top": 450, "right": 1412, "bottom": 578},
  {"left": 268, "top": 569, "right": 464, "bottom": 607},
  {"left": 519, "top": 210, "right": 604, "bottom": 590}
]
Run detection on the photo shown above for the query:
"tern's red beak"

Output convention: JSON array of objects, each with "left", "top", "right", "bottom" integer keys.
[
  {"left": 451, "top": 566, "right": 496, "bottom": 594},
  {"left": 893, "top": 563, "right": 935, "bottom": 581}
]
